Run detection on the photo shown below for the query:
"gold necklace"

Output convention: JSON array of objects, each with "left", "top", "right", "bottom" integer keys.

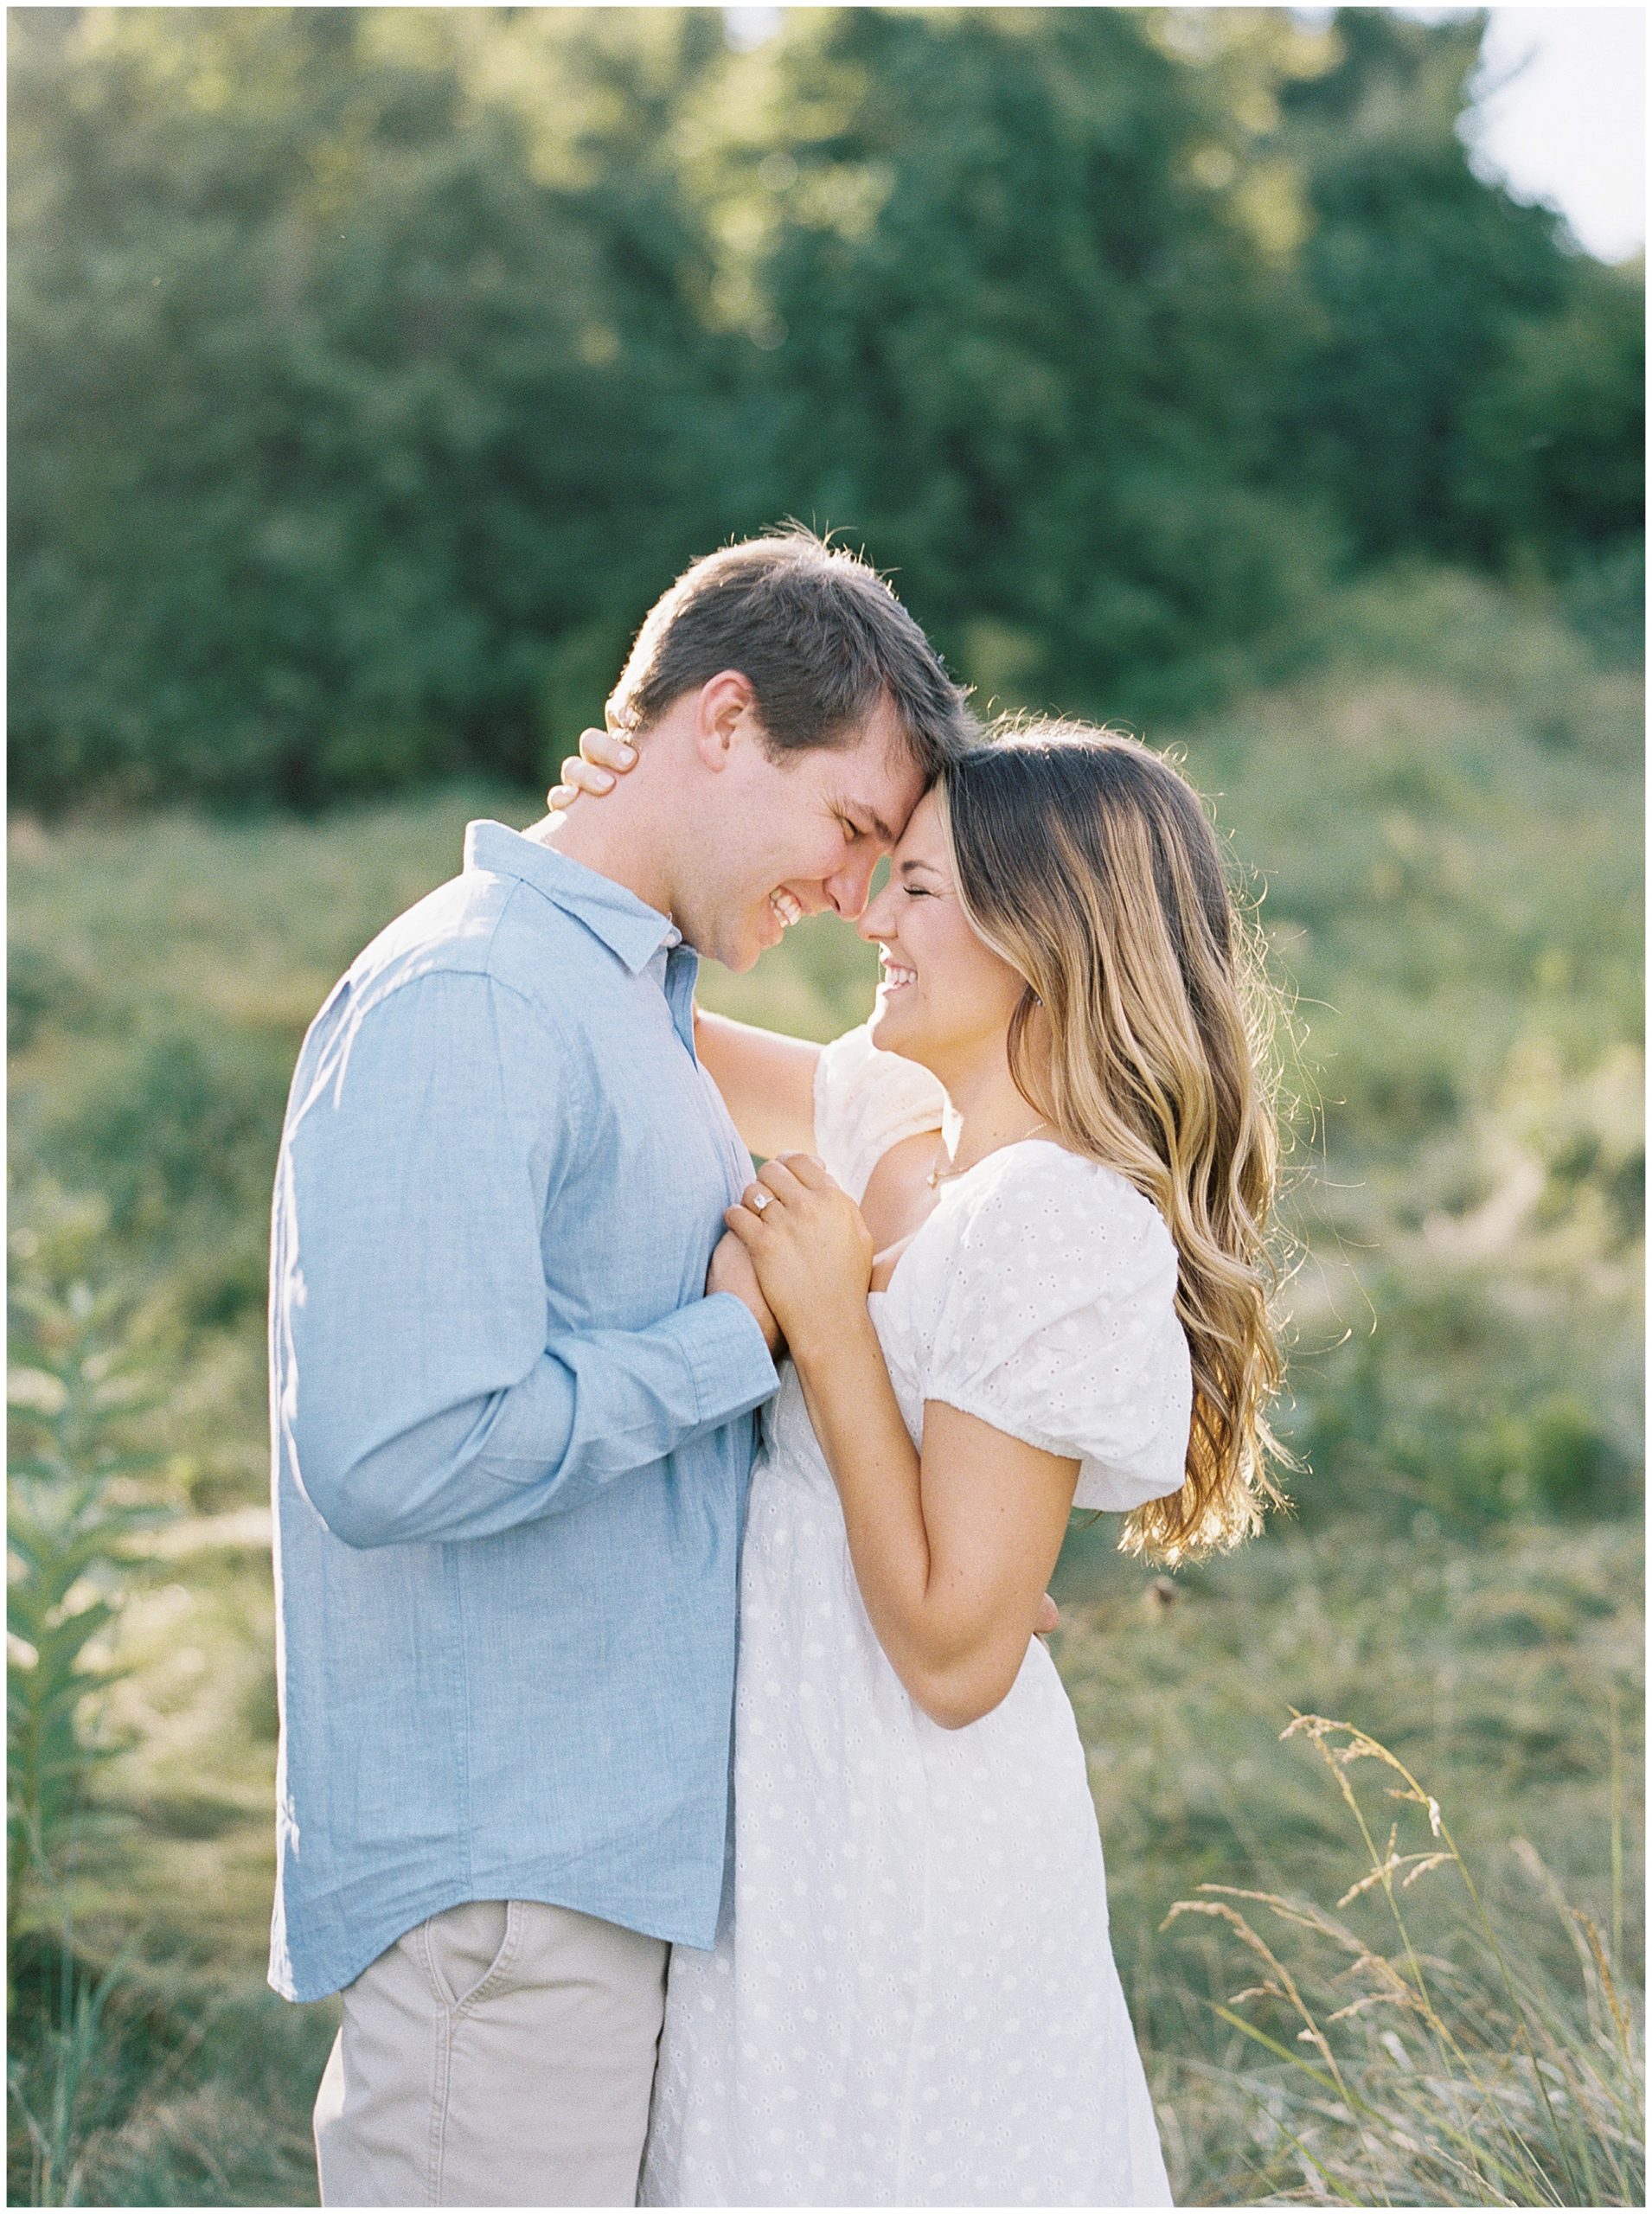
[{"left": 925, "top": 1123, "right": 1050, "bottom": 1189}]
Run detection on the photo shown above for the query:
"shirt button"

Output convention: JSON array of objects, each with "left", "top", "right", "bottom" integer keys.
[{"left": 664, "top": 927, "right": 682, "bottom": 948}]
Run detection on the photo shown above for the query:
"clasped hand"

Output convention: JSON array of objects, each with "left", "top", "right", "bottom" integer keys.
[{"left": 719, "top": 1154, "right": 874, "bottom": 1359}]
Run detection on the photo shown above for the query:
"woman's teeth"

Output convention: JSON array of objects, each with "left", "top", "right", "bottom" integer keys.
[
  {"left": 770, "top": 890, "right": 803, "bottom": 928},
  {"left": 880, "top": 960, "right": 916, "bottom": 990}
]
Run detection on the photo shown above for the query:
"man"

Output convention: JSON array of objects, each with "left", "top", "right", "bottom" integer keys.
[{"left": 268, "top": 529, "right": 974, "bottom": 2205}]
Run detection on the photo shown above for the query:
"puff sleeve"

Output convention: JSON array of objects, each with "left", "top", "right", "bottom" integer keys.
[
  {"left": 813, "top": 1022, "right": 946, "bottom": 1202},
  {"left": 923, "top": 1147, "right": 1193, "bottom": 1512}
]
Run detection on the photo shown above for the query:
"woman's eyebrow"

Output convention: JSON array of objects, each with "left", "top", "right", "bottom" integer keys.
[{"left": 898, "top": 856, "right": 944, "bottom": 880}]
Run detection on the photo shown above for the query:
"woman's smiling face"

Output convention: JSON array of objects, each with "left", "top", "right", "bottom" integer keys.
[{"left": 858, "top": 789, "right": 1029, "bottom": 1076}]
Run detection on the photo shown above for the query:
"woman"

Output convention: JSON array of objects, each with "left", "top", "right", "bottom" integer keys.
[{"left": 552, "top": 721, "right": 1286, "bottom": 2205}]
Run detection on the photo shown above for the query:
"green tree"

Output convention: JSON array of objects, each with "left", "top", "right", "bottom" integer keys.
[
  {"left": 1272, "top": 8, "right": 1630, "bottom": 571},
  {"left": 8, "top": 7, "right": 1641, "bottom": 809},
  {"left": 8, "top": 8, "right": 731, "bottom": 809},
  {"left": 720, "top": 7, "right": 1337, "bottom": 724},
  {"left": 1459, "top": 255, "right": 1645, "bottom": 566}
]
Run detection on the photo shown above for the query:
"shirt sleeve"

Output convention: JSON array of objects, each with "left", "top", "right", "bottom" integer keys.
[
  {"left": 923, "top": 1149, "right": 1193, "bottom": 1512},
  {"left": 812, "top": 1022, "right": 946, "bottom": 1201},
  {"left": 275, "top": 968, "right": 778, "bottom": 1549}
]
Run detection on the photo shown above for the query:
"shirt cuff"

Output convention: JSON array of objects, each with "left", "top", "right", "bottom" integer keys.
[{"left": 676, "top": 1292, "right": 781, "bottom": 1424}]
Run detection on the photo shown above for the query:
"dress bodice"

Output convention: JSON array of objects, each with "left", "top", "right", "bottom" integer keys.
[{"left": 780, "top": 1025, "right": 1194, "bottom": 1514}]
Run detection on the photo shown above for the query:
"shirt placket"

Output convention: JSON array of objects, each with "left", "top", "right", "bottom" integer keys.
[{"left": 660, "top": 943, "right": 752, "bottom": 1193}]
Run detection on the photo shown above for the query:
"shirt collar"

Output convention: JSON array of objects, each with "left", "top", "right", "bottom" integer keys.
[{"left": 464, "top": 820, "right": 682, "bottom": 976}]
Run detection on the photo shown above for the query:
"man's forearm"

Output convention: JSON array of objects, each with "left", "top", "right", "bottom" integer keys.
[{"left": 293, "top": 1293, "right": 778, "bottom": 1549}]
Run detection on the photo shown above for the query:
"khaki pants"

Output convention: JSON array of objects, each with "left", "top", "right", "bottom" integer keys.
[{"left": 313, "top": 1899, "right": 669, "bottom": 2207}]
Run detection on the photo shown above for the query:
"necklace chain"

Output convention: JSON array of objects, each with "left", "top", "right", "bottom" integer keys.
[{"left": 925, "top": 1123, "right": 1050, "bottom": 1189}]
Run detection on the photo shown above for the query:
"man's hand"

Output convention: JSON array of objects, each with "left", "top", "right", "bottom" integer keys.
[{"left": 708, "top": 1228, "right": 783, "bottom": 1358}]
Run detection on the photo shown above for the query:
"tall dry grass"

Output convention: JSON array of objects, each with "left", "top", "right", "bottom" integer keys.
[{"left": 1162, "top": 1715, "right": 1643, "bottom": 2206}]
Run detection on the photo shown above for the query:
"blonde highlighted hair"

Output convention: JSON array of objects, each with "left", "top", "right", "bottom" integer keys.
[{"left": 938, "top": 721, "right": 1290, "bottom": 1560}]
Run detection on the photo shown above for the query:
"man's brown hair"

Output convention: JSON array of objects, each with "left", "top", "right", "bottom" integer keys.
[{"left": 607, "top": 528, "right": 976, "bottom": 779}]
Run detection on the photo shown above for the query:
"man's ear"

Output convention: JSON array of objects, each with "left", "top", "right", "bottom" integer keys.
[{"left": 691, "top": 670, "right": 759, "bottom": 772}]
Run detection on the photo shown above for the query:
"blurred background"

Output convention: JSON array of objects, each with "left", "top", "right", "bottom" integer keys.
[{"left": 7, "top": 7, "right": 1643, "bottom": 2204}]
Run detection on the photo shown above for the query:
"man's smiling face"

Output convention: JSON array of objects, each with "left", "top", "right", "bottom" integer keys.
[{"left": 676, "top": 690, "right": 929, "bottom": 973}]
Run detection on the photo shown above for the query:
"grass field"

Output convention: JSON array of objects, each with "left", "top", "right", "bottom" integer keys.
[{"left": 8, "top": 566, "right": 1643, "bottom": 2203}]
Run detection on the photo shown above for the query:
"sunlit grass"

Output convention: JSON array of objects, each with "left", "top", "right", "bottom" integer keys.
[
  {"left": 7, "top": 566, "right": 1642, "bottom": 2203},
  {"left": 1048, "top": 1513, "right": 1642, "bottom": 2203}
]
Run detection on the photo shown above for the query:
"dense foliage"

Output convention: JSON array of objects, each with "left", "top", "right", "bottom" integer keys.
[{"left": 10, "top": 6, "right": 1642, "bottom": 809}]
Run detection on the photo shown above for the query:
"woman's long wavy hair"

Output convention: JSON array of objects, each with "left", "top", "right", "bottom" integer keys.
[{"left": 938, "top": 721, "right": 1290, "bottom": 1561}]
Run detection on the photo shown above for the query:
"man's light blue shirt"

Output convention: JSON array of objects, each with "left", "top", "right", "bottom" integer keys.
[{"left": 267, "top": 820, "right": 778, "bottom": 2003}]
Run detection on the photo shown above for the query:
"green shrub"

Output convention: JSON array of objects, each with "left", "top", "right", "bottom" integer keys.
[
  {"left": 8, "top": 945, "right": 96, "bottom": 1055},
  {"left": 1561, "top": 538, "right": 1647, "bottom": 670},
  {"left": 8, "top": 1937, "right": 330, "bottom": 2208},
  {"left": 41, "top": 1027, "right": 285, "bottom": 1241},
  {"left": 1290, "top": 1260, "right": 1640, "bottom": 1529},
  {"left": 8, "top": 1254, "right": 176, "bottom": 1925}
]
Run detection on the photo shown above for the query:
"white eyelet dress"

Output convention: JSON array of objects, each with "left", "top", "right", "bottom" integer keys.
[{"left": 640, "top": 1026, "right": 1190, "bottom": 2207}]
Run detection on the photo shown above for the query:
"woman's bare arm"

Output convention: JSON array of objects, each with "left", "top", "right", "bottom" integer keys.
[
  {"left": 695, "top": 1009, "right": 820, "bottom": 1161},
  {"left": 797, "top": 1334, "right": 1077, "bottom": 1729},
  {"left": 722, "top": 1156, "right": 1076, "bottom": 1729}
]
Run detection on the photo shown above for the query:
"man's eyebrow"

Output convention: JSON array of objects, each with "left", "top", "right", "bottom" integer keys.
[{"left": 843, "top": 803, "right": 896, "bottom": 846}]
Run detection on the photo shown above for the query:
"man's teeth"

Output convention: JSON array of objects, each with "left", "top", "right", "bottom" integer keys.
[
  {"left": 770, "top": 890, "right": 803, "bottom": 928},
  {"left": 880, "top": 962, "right": 916, "bottom": 989}
]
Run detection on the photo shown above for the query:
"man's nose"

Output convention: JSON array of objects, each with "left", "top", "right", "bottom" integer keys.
[{"left": 823, "top": 849, "right": 880, "bottom": 920}]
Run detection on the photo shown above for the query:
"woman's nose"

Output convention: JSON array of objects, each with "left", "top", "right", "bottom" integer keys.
[{"left": 857, "top": 886, "right": 894, "bottom": 943}]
